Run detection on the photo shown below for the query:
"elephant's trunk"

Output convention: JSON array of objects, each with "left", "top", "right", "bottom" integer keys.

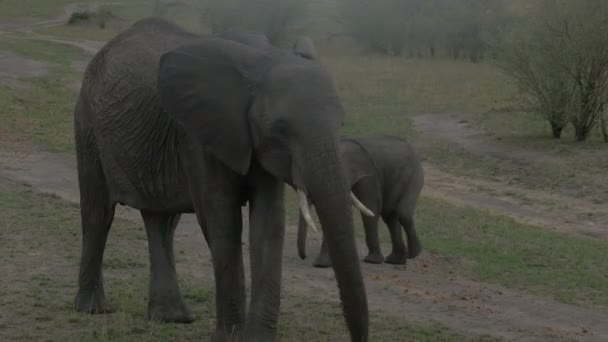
[
  {"left": 297, "top": 192, "right": 373, "bottom": 262},
  {"left": 299, "top": 138, "right": 369, "bottom": 341}
]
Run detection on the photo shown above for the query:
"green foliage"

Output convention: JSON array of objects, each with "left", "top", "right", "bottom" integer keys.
[
  {"left": 0, "top": 182, "right": 488, "bottom": 341},
  {"left": 417, "top": 196, "right": 608, "bottom": 309},
  {"left": 67, "top": 8, "right": 117, "bottom": 30},
  {"left": 202, "top": 0, "right": 308, "bottom": 44},
  {"left": 67, "top": 11, "right": 90, "bottom": 25}
]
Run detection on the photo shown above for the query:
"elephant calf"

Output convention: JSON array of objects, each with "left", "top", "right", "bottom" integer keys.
[{"left": 298, "top": 135, "right": 425, "bottom": 267}]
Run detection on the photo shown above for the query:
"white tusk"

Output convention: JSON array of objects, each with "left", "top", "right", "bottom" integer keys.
[
  {"left": 350, "top": 192, "right": 375, "bottom": 217},
  {"left": 298, "top": 190, "right": 318, "bottom": 232}
]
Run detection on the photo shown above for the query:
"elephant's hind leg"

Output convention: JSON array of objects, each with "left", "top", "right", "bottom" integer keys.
[
  {"left": 74, "top": 128, "right": 116, "bottom": 314},
  {"left": 141, "top": 212, "right": 195, "bottom": 323},
  {"left": 397, "top": 202, "right": 422, "bottom": 259},
  {"left": 362, "top": 213, "right": 384, "bottom": 264},
  {"left": 401, "top": 215, "right": 421, "bottom": 259},
  {"left": 383, "top": 215, "right": 407, "bottom": 265}
]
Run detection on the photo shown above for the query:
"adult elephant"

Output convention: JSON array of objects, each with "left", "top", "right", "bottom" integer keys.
[{"left": 73, "top": 18, "right": 368, "bottom": 341}]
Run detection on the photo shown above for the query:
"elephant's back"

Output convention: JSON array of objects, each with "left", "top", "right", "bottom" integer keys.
[
  {"left": 78, "top": 19, "right": 202, "bottom": 210},
  {"left": 347, "top": 135, "right": 422, "bottom": 210}
]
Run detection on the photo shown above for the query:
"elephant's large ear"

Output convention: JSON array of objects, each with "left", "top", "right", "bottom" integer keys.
[
  {"left": 158, "top": 39, "right": 261, "bottom": 175},
  {"left": 293, "top": 36, "right": 317, "bottom": 60},
  {"left": 341, "top": 139, "right": 373, "bottom": 187}
]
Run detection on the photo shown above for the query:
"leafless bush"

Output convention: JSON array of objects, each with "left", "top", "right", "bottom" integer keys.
[
  {"left": 498, "top": 0, "right": 608, "bottom": 141},
  {"left": 67, "top": 8, "right": 117, "bottom": 30}
]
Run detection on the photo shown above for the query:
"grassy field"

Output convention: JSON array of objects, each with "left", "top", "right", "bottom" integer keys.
[
  {"left": 0, "top": 180, "right": 498, "bottom": 341},
  {"left": 0, "top": 37, "right": 86, "bottom": 152},
  {"left": 1, "top": 0, "right": 608, "bottom": 339},
  {"left": 1, "top": 0, "right": 606, "bottom": 309},
  {"left": 283, "top": 191, "right": 608, "bottom": 312},
  {"left": 0, "top": 0, "right": 75, "bottom": 20}
]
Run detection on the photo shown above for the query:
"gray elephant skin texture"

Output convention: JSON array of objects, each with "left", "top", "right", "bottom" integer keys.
[
  {"left": 298, "top": 135, "right": 425, "bottom": 268},
  {"left": 72, "top": 18, "right": 368, "bottom": 342}
]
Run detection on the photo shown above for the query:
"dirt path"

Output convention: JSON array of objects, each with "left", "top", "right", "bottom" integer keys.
[
  {"left": 413, "top": 112, "right": 608, "bottom": 239},
  {"left": 3, "top": 146, "right": 608, "bottom": 341},
  {"left": 0, "top": 1, "right": 151, "bottom": 55},
  {"left": 2, "top": 4, "right": 608, "bottom": 341}
]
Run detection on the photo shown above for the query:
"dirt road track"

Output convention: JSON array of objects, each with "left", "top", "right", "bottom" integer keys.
[{"left": 2, "top": 146, "right": 608, "bottom": 342}]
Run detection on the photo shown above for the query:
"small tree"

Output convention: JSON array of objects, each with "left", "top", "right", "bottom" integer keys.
[
  {"left": 497, "top": 25, "right": 574, "bottom": 138},
  {"left": 601, "top": 113, "right": 608, "bottom": 142},
  {"left": 556, "top": 1, "right": 608, "bottom": 141},
  {"left": 497, "top": 0, "right": 608, "bottom": 141}
]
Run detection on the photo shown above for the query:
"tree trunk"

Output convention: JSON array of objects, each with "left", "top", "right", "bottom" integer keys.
[
  {"left": 601, "top": 116, "right": 608, "bottom": 143},
  {"left": 574, "top": 124, "right": 591, "bottom": 141},
  {"left": 550, "top": 121, "right": 564, "bottom": 139}
]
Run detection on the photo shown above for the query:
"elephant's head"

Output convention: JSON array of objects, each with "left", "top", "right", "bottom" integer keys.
[{"left": 156, "top": 37, "right": 368, "bottom": 340}]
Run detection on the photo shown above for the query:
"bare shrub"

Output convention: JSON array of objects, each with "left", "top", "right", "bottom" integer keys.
[
  {"left": 67, "top": 11, "right": 90, "bottom": 25},
  {"left": 497, "top": 0, "right": 608, "bottom": 141},
  {"left": 601, "top": 114, "right": 608, "bottom": 142},
  {"left": 67, "top": 7, "right": 117, "bottom": 30},
  {"left": 497, "top": 29, "right": 574, "bottom": 138}
]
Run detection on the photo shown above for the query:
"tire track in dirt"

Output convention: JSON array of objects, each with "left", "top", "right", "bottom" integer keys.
[
  {"left": 2, "top": 148, "right": 608, "bottom": 341},
  {"left": 413, "top": 112, "right": 608, "bottom": 239},
  {"left": 2, "top": 4, "right": 608, "bottom": 340},
  {"left": 0, "top": 2, "right": 149, "bottom": 55}
]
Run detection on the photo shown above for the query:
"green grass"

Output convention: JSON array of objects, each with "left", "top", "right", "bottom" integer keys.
[
  {"left": 38, "top": 21, "right": 122, "bottom": 41},
  {"left": 0, "top": 38, "right": 87, "bottom": 152},
  {"left": 38, "top": 1, "right": 208, "bottom": 41},
  {"left": 410, "top": 197, "right": 608, "bottom": 309},
  {"left": 0, "top": 181, "right": 495, "bottom": 341},
  {"left": 0, "top": 36, "right": 88, "bottom": 66},
  {"left": 284, "top": 190, "right": 608, "bottom": 311},
  {"left": 0, "top": 77, "right": 78, "bottom": 152},
  {"left": 327, "top": 55, "right": 513, "bottom": 138},
  {"left": 2, "top": 0, "right": 608, "bottom": 326},
  {"left": 475, "top": 110, "right": 607, "bottom": 146},
  {"left": 0, "top": 0, "right": 75, "bottom": 20},
  {"left": 420, "top": 130, "right": 608, "bottom": 203}
]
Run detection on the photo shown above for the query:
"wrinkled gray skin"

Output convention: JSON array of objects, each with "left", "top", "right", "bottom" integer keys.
[
  {"left": 73, "top": 18, "right": 368, "bottom": 342},
  {"left": 297, "top": 135, "right": 424, "bottom": 268}
]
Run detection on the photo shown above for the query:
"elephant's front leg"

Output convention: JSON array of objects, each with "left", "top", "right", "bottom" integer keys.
[
  {"left": 203, "top": 195, "right": 246, "bottom": 340},
  {"left": 184, "top": 151, "right": 246, "bottom": 340},
  {"left": 141, "top": 212, "right": 195, "bottom": 323},
  {"left": 209, "top": 210, "right": 246, "bottom": 341},
  {"left": 245, "top": 168, "right": 285, "bottom": 341}
]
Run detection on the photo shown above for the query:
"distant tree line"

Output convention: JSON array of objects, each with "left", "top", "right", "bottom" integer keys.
[
  {"left": 340, "top": 0, "right": 509, "bottom": 62},
  {"left": 202, "top": 0, "right": 307, "bottom": 44},
  {"left": 199, "top": 0, "right": 608, "bottom": 142}
]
